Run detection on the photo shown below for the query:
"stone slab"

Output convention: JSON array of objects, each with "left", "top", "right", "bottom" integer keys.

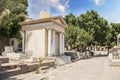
[{"left": 0, "top": 56, "right": 9, "bottom": 63}]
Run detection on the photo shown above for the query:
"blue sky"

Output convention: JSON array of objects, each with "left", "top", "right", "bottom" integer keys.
[{"left": 27, "top": 0, "right": 120, "bottom": 23}]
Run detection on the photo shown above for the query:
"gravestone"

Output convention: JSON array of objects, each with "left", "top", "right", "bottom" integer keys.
[{"left": 5, "top": 46, "right": 13, "bottom": 53}]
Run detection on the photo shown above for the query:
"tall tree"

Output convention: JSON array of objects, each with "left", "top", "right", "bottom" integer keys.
[
  {"left": 65, "top": 24, "right": 93, "bottom": 51},
  {"left": 64, "top": 13, "right": 76, "bottom": 26},
  {"left": 0, "top": 0, "right": 28, "bottom": 38},
  {"left": 64, "top": 10, "right": 114, "bottom": 51},
  {"left": 110, "top": 23, "right": 120, "bottom": 46},
  {"left": 77, "top": 10, "right": 110, "bottom": 46}
]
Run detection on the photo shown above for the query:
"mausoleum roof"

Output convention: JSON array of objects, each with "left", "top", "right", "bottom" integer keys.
[{"left": 19, "top": 16, "right": 67, "bottom": 28}]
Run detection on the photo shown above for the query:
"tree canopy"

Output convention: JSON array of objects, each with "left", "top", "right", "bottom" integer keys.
[
  {"left": 76, "top": 10, "right": 110, "bottom": 46},
  {"left": 64, "top": 12, "right": 93, "bottom": 51},
  {"left": 65, "top": 25, "right": 93, "bottom": 51},
  {"left": 64, "top": 10, "right": 120, "bottom": 51},
  {"left": 109, "top": 23, "right": 120, "bottom": 46},
  {"left": 0, "top": 0, "right": 28, "bottom": 38}
]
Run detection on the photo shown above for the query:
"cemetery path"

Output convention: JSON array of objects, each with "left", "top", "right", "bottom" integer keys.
[
  {"left": 3, "top": 57, "right": 120, "bottom": 80},
  {"left": 51, "top": 57, "right": 120, "bottom": 80}
]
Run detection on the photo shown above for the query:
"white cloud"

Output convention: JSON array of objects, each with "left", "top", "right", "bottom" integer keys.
[
  {"left": 90, "top": 0, "right": 106, "bottom": 5},
  {"left": 27, "top": 0, "right": 70, "bottom": 19},
  {"left": 94, "top": 0, "right": 100, "bottom": 5},
  {"left": 49, "top": 0, "right": 70, "bottom": 12}
]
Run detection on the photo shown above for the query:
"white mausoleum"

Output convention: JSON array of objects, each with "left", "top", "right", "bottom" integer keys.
[{"left": 20, "top": 11, "right": 67, "bottom": 57}]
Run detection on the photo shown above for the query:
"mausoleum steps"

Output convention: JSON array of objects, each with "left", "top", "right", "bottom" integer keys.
[
  {"left": 0, "top": 56, "right": 56, "bottom": 79},
  {"left": 40, "top": 66, "right": 50, "bottom": 70},
  {"left": 0, "top": 67, "right": 21, "bottom": 79},
  {"left": 0, "top": 63, "right": 18, "bottom": 71},
  {"left": 0, "top": 56, "right": 27, "bottom": 78},
  {"left": 48, "top": 55, "right": 71, "bottom": 66},
  {"left": 0, "top": 56, "right": 9, "bottom": 63}
]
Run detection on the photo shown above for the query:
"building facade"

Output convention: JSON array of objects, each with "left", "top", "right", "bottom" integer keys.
[{"left": 20, "top": 11, "right": 67, "bottom": 57}]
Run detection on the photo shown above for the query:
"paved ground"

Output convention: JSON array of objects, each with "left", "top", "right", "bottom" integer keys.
[{"left": 3, "top": 57, "right": 120, "bottom": 80}]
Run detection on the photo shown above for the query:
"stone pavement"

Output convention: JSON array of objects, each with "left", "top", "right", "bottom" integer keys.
[{"left": 3, "top": 57, "right": 120, "bottom": 80}]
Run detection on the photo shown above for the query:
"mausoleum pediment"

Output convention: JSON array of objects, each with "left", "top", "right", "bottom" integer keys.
[{"left": 19, "top": 16, "right": 67, "bottom": 30}]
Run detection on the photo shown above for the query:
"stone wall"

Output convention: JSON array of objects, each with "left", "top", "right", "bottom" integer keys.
[{"left": 0, "top": 37, "right": 9, "bottom": 53}]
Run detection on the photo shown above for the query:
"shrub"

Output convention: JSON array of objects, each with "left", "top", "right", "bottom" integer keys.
[
  {"left": 65, "top": 51, "right": 78, "bottom": 61},
  {"left": 71, "top": 52, "right": 78, "bottom": 61},
  {"left": 89, "top": 51, "right": 94, "bottom": 56},
  {"left": 35, "top": 57, "right": 43, "bottom": 74},
  {"left": 39, "top": 57, "right": 43, "bottom": 64},
  {"left": 35, "top": 68, "right": 41, "bottom": 74}
]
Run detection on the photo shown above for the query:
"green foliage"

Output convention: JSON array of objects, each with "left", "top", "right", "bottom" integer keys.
[
  {"left": 65, "top": 25, "right": 93, "bottom": 51},
  {"left": 110, "top": 23, "right": 120, "bottom": 46},
  {"left": 64, "top": 13, "right": 76, "bottom": 25},
  {"left": 64, "top": 10, "right": 120, "bottom": 50},
  {"left": 38, "top": 57, "right": 43, "bottom": 66},
  {"left": 0, "top": 0, "right": 28, "bottom": 38},
  {"left": 35, "top": 57, "right": 43, "bottom": 74},
  {"left": 64, "top": 12, "right": 95, "bottom": 51},
  {"left": 76, "top": 28, "right": 93, "bottom": 50},
  {"left": 77, "top": 10, "right": 110, "bottom": 46},
  {"left": 71, "top": 52, "right": 78, "bottom": 59},
  {"left": 35, "top": 68, "right": 41, "bottom": 74}
]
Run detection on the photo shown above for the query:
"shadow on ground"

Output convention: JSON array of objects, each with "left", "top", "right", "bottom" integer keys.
[{"left": 2, "top": 77, "right": 23, "bottom": 80}]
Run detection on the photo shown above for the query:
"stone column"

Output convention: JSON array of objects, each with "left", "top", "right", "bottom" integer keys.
[
  {"left": 48, "top": 29, "right": 52, "bottom": 56},
  {"left": 25, "top": 31, "right": 27, "bottom": 54},
  {"left": 22, "top": 31, "right": 25, "bottom": 53},
  {"left": 62, "top": 33, "right": 64, "bottom": 54},
  {"left": 59, "top": 32, "right": 63, "bottom": 55},
  {"left": 52, "top": 30, "right": 56, "bottom": 55}
]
